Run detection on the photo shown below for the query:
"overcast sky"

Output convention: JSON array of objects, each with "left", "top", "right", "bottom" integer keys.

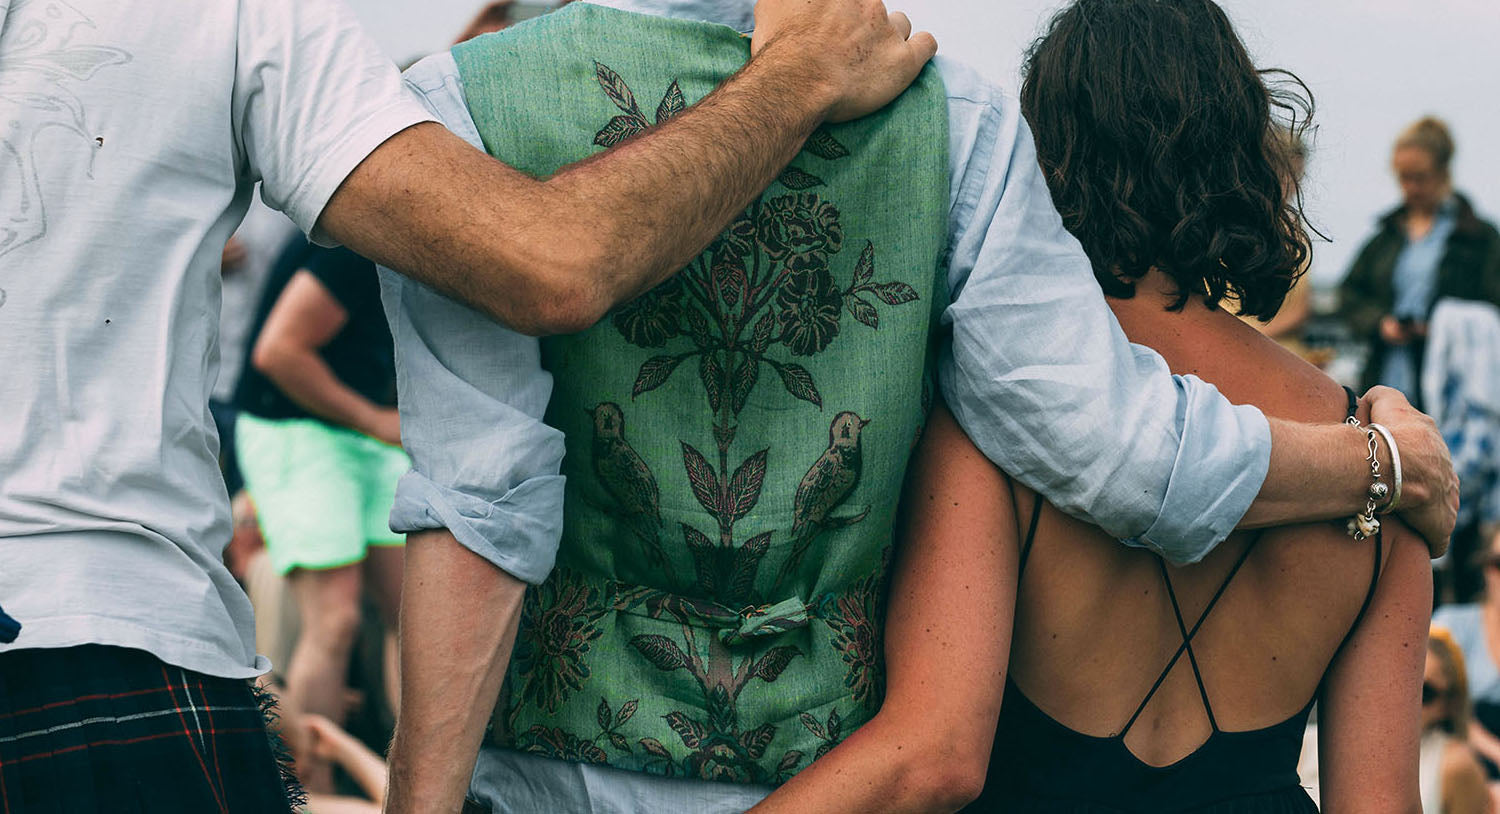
[{"left": 349, "top": 0, "right": 1500, "bottom": 286}]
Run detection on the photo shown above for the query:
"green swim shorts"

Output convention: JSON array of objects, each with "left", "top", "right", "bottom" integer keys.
[{"left": 236, "top": 414, "right": 411, "bottom": 575}]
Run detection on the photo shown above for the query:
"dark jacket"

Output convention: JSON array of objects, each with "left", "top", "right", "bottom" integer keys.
[{"left": 1340, "top": 193, "right": 1500, "bottom": 395}]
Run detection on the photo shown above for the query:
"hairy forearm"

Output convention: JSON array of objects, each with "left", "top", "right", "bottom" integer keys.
[
  {"left": 385, "top": 530, "right": 527, "bottom": 814},
  {"left": 532, "top": 42, "right": 833, "bottom": 316},
  {"left": 254, "top": 341, "right": 387, "bottom": 438},
  {"left": 325, "top": 45, "right": 834, "bottom": 337},
  {"left": 1245, "top": 392, "right": 1456, "bottom": 558},
  {"left": 1241, "top": 418, "right": 1379, "bottom": 528}
]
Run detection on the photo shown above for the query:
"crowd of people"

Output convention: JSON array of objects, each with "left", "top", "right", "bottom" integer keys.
[{"left": 0, "top": 0, "right": 1494, "bottom": 811}]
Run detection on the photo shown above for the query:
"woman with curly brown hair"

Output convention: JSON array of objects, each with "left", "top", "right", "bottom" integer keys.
[
  {"left": 959, "top": 3, "right": 1432, "bottom": 808},
  {"left": 752, "top": 1, "right": 1432, "bottom": 811}
]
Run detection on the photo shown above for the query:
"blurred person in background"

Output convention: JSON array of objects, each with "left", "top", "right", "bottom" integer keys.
[
  {"left": 451, "top": 0, "right": 575, "bottom": 42},
  {"left": 234, "top": 242, "right": 408, "bottom": 792},
  {"left": 1424, "top": 628, "right": 1494, "bottom": 814},
  {"left": 1341, "top": 117, "right": 1500, "bottom": 602},
  {"left": 218, "top": 191, "right": 301, "bottom": 582},
  {"left": 1423, "top": 296, "right": 1500, "bottom": 603},
  {"left": 214, "top": 188, "right": 301, "bottom": 501},
  {"left": 1340, "top": 117, "right": 1500, "bottom": 406},
  {"left": 1434, "top": 536, "right": 1500, "bottom": 781},
  {"left": 299, "top": 714, "right": 390, "bottom": 814}
]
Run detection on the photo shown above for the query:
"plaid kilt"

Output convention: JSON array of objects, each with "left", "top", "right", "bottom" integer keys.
[{"left": 0, "top": 645, "right": 298, "bottom": 813}]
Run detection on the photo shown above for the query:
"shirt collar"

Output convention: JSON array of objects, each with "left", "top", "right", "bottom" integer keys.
[
  {"left": 1437, "top": 195, "right": 1460, "bottom": 221},
  {"left": 579, "top": 0, "right": 754, "bottom": 34}
]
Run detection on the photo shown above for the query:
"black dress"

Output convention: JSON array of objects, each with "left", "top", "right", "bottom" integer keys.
[{"left": 967, "top": 392, "right": 1380, "bottom": 813}]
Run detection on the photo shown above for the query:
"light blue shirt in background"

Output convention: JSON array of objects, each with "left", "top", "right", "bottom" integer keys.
[
  {"left": 1382, "top": 197, "right": 1459, "bottom": 397},
  {"left": 379, "top": 0, "right": 1274, "bottom": 591}
]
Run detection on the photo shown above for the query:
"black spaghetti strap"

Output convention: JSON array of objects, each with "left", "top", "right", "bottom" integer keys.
[
  {"left": 1119, "top": 536, "right": 1263, "bottom": 738},
  {"left": 1017, "top": 497, "right": 1044, "bottom": 578}
]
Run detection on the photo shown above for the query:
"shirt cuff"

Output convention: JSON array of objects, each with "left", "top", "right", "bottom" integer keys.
[
  {"left": 389, "top": 470, "right": 566, "bottom": 585},
  {"left": 1121, "top": 382, "right": 1272, "bottom": 564}
]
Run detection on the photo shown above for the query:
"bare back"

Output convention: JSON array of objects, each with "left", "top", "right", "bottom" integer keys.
[{"left": 1007, "top": 273, "right": 1404, "bottom": 769}]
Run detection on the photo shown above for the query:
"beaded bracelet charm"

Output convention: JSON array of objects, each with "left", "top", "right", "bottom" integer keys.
[{"left": 1345, "top": 415, "right": 1387, "bottom": 540}]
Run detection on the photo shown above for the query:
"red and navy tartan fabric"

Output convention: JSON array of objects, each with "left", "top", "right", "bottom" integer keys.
[{"left": 0, "top": 645, "right": 296, "bottom": 813}]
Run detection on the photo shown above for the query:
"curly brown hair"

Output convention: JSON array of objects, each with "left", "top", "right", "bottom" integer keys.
[{"left": 1019, "top": 0, "right": 1315, "bottom": 320}]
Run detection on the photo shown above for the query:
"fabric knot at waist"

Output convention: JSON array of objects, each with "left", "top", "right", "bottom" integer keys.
[{"left": 606, "top": 577, "right": 819, "bottom": 647}]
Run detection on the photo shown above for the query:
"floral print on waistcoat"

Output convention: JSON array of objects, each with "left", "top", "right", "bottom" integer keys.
[{"left": 507, "top": 62, "right": 921, "bottom": 782}]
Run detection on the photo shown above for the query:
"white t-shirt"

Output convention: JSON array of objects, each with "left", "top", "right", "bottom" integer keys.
[
  {"left": 215, "top": 189, "right": 299, "bottom": 403},
  {"left": 0, "top": 0, "right": 433, "bottom": 677}
]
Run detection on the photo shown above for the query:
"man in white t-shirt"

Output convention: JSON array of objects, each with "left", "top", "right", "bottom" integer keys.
[{"left": 0, "top": 0, "right": 936, "bottom": 806}]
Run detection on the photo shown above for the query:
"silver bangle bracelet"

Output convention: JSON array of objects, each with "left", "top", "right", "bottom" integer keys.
[{"left": 1367, "top": 423, "right": 1403, "bottom": 514}]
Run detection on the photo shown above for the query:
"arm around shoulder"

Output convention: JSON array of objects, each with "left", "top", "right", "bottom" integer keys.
[{"left": 316, "top": 2, "right": 937, "bottom": 337}]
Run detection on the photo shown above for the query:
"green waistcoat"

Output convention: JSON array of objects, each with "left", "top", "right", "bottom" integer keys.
[{"left": 454, "top": 3, "right": 949, "bottom": 785}]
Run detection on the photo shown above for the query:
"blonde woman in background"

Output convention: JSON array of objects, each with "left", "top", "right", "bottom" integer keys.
[
  {"left": 1426, "top": 627, "right": 1495, "bottom": 814},
  {"left": 1340, "top": 117, "right": 1500, "bottom": 405}
]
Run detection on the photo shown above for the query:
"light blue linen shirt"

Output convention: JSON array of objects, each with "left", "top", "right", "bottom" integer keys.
[{"left": 380, "top": 0, "right": 1273, "bottom": 585}]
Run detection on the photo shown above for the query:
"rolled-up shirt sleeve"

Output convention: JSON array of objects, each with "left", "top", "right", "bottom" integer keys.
[
  {"left": 377, "top": 53, "right": 564, "bottom": 584},
  {"left": 936, "top": 59, "right": 1271, "bottom": 564}
]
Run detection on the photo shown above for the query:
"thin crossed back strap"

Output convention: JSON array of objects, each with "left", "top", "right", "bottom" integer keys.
[{"left": 1118, "top": 535, "right": 1263, "bottom": 739}]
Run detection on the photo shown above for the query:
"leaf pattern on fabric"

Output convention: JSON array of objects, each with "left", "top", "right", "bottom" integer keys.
[
  {"left": 510, "top": 570, "right": 610, "bottom": 714},
  {"left": 544, "top": 63, "right": 926, "bottom": 781},
  {"left": 516, "top": 725, "right": 610, "bottom": 764},
  {"left": 822, "top": 565, "right": 890, "bottom": 710}
]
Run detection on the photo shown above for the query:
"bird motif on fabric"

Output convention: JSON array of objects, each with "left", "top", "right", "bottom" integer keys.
[
  {"left": 778, "top": 411, "right": 871, "bottom": 583},
  {"left": 589, "top": 402, "right": 666, "bottom": 565}
]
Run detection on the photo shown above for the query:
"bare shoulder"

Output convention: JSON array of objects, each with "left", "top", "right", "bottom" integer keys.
[{"left": 1107, "top": 288, "right": 1346, "bottom": 425}]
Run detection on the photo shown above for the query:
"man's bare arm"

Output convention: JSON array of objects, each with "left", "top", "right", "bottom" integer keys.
[
  {"left": 1245, "top": 387, "right": 1459, "bottom": 557},
  {"left": 318, "top": 0, "right": 937, "bottom": 336},
  {"left": 385, "top": 530, "right": 527, "bottom": 813}
]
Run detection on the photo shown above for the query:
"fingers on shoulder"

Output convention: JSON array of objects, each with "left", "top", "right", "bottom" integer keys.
[{"left": 907, "top": 31, "right": 938, "bottom": 64}]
